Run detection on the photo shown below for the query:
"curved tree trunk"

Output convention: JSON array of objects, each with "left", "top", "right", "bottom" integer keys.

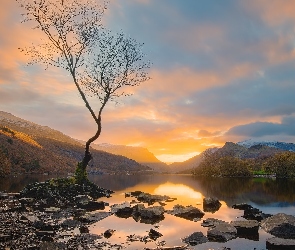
[{"left": 75, "top": 116, "right": 102, "bottom": 182}]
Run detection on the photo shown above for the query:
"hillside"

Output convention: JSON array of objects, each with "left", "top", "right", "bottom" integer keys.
[
  {"left": 0, "top": 111, "right": 151, "bottom": 176},
  {"left": 169, "top": 148, "right": 219, "bottom": 173},
  {"left": 90, "top": 143, "right": 170, "bottom": 172},
  {"left": 192, "top": 141, "right": 293, "bottom": 177}
]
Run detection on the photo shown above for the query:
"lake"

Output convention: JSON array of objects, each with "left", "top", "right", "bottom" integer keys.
[{"left": 1, "top": 174, "right": 295, "bottom": 249}]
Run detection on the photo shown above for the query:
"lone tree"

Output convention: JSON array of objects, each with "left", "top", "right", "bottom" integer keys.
[{"left": 17, "top": 0, "right": 150, "bottom": 181}]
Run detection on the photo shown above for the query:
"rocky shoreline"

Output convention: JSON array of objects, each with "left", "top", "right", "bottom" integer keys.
[{"left": 1, "top": 178, "right": 295, "bottom": 249}]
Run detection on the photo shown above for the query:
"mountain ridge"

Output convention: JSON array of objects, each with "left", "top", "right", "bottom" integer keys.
[{"left": 0, "top": 111, "right": 152, "bottom": 176}]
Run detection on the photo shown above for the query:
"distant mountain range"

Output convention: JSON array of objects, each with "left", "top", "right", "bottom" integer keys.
[
  {"left": 237, "top": 139, "right": 295, "bottom": 152},
  {"left": 2, "top": 110, "right": 295, "bottom": 176},
  {"left": 0, "top": 111, "right": 151, "bottom": 176}
]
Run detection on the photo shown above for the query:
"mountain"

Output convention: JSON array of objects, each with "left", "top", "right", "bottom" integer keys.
[
  {"left": 192, "top": 141, "right": 294, "bottom": 177},
  {"left": 0, "top": 111, "right": 151, "bottom": 176},
  {"left": 90, "top": 143, "right": 170, "bottom": 172},
  {"left": 238, "top": 139, "right": 295, "bottom": 152},
  {"left": 169, "top": 148, "right": 219, "bottom": 173}
]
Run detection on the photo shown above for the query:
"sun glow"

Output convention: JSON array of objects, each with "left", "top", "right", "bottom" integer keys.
[{"left": 154, "top": 183, "right": 202, "bottom": 199}]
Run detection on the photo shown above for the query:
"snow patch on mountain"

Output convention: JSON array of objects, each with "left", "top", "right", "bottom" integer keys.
[{"left": 237, "top": 139, "right": 295, "bottom": 152}]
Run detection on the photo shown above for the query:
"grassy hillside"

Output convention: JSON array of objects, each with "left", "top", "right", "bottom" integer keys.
[{"left": 0, "top": 111, "right": 151, "bottom": 176}]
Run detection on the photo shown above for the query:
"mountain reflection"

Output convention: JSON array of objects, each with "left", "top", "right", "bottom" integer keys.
[{"left": 1, "top": 174, "right": 295, "bottom": 207}]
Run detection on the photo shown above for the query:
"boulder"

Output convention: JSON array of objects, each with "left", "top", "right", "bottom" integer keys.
[
  {"left": 203, "top": 197, "right": 221, "bottom": 213},
  {"left": 243, "top": 207, "right": 272, "bottom": 221},
  {"left": 201, "top": 218, "right": 226, "bottom": 228},
  {"left": 230, "top": 220, "right": 259, "bottom": 241},
  {"left": 182, "top": 232, "right": 208, "bottom": 245},
  {"left": 207, "top": 223, "right": 237, "bottom": 242},
  {"left": 79, "top": 225, "right": 89, "bottom": 234},
  {"left": 148, "top": 228, "right": 163, "bottom": 240},
  {"left": 79, "top": 212, "right": 112, "bottom": 224},
  {"left": 77, "top": 201, "right": 105, "bottom": 211},
  {"left": 132, "top": 204, "right": 165, "bottom": 224},
  {"left": 261, "top": 213, "right": 295, "bottom": 239},
  {"left": 266, "top": 237, "right": 295, "bottom": 249},
  {"left": 111, "top": 202, "right": 131, "bottom": 213},
  {"left": 167, "top": 205, "right": 205, "bottom": 221},
  {"left": 232, "top": 203, "right": 253, "bottom": 210},
  {"left": 104, "top": 229, "right": 115, "bottom": 238},
  {"left": 137, "top": 193, "right": 172, "bottom": 205}
]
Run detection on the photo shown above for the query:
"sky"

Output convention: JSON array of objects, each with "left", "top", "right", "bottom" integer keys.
[{"left": 1, "top": 0, "right": 295, "bottom": 163}]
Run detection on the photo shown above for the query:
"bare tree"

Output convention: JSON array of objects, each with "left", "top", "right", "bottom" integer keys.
[{"left": 17, "top": 0, "right": 150, "bottom": 181}]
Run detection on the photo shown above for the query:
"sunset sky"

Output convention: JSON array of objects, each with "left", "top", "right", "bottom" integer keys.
[{"left": 1, "top": 0, "right": 295, "bottom": 163}]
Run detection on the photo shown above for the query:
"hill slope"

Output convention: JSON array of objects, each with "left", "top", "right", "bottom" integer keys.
[
  {"left": 90, "top": 143, "right": 170, "bottom": 172},
  {"left": 0, "top": 111, "right": 151, "bottom": 176}
]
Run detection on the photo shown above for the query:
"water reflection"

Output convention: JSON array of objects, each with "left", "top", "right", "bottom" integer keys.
[{"left": 1, "top": 174, "right": 295, "bottom": 249}]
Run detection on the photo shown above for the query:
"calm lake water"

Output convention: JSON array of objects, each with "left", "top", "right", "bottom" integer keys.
[{"left": 1, "top": 174, "right": 295, "bottom": 250}]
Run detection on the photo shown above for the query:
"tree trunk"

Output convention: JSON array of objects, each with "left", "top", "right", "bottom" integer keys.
[{"left": 75, "top": 117, "right": 102, "bottom": 183}]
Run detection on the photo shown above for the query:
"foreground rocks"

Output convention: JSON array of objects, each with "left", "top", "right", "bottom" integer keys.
[
  {"left": 261, "top": 213, "right": 295, "bottom": 239},
  {"left": 2, "top": 183, "right": 295, "bottom": 250}
]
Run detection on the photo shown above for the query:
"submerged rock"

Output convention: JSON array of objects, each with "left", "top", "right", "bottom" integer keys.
[
  {"left": 182, "top": 232, "right": 208, "bottom": 246},
  {"left": 167, "top": 205, "right": 205, "bottom": 221},
  {"left": 261, "top": 213, "right": 295, "bottom": 239}
]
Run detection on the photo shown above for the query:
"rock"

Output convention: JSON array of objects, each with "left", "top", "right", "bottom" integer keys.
[
  {"left": 261, "top": 213, "right": 295, "bottom": 239},
  {"left": 39, "top": 242, "right": 60, "bottom": 250},
  {"left": 0, "top": 234, "right": 11, "bottom": 242},
  {"left": 230, "top": 220, "right": 259, "bottom": 240},
  {"left": 74, "top": 195, "right": 93, "bottom": 204},
  {"left": 77, "top": 201, "right": 105, "bottom": 211},
  {"left": 201, "top": 218, "right": 226, "bottom": 227},
  {"left": 137, "top": 193, "right": 172, "bottom": 205},
  {"left": 207, "top": 223, "right": 237, "bottom": 242},
  {"left": 182, "top": 232, "right": 208, "bottom": 245},
  {"left": 130, "top": 191, "right": 143, "bottom": 197},
  {"left": 111, "top": 201, "right": 131, "bottom": 213},
  {"left": 232, "top": 203, "right": 253, "bottom": 210},
  {"left": 266, "top": 237, "right": 295, "bottom": 249},
  {"left": 0, "top": 192, "right": 9, "bottom": 200},
  {"left": 132, "top": 204, "right": 165, "bottom": 224},
  {"left": 144, "top": 246, "right": 189, "bottom": 250},
  {"left": 203, "top": 197, "right": 221, "bottom": 213},
  {"left": 111, "top": 202, "right": 133, "bottom": 218},
  {"left": 61, "top": 219, "right": 82, "bottom": 229},
  {"left": 44, "top": 207, "right": 61, "bottom": 213},
  {"left": 149, "top": 228, "right": 163, "bottom": 240},
  {"left": 167, "top": 205, "right": 205, "bottom": 221},
  {"left": 79, "top": 211, "right": 112, "bottom": 224},
  {"left": 79, "top": 225, "right": 89, "bottom": 234},
  {"left": 104, "top": 229, "right": 115, "bottom": 238},
  {"left": 41, "top": 235, "right": 54, "bottom": 242},
  {"left": 243, "top": 207, "right": 272, "bottom": 221}
]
